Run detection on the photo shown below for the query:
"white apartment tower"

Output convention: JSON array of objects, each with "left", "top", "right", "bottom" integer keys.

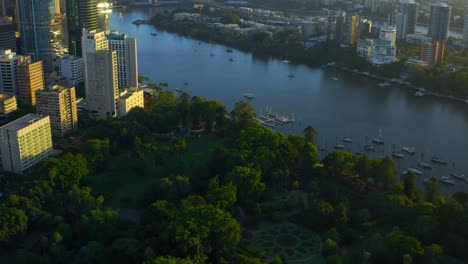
[
  {"left": 0, "top": 50, "right": 32, "bottom": 95},
  {"left": 107, "top": 31, "right": 138, "bottom": 88},
  {"left": 59, "top": 55, "right": 85, "bottom": 87},
  {"left": 82, "top": 29, "right": 119, "bottom": 119},
  {"left": 0, "top": 114, "right": 53, "bottom": 174}
]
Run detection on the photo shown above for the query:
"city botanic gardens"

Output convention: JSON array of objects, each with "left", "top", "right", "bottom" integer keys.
[{"left": 1, "top": 84, "right": 468, "bottom": 263}]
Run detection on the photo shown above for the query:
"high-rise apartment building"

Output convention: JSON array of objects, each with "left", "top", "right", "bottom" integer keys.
[
  {"left": 327, "top": 11, "right": 346, "bottom": 42},
  {"left": 107, "top": 31, "right": 138, "bottom": 88},
  {"left": 17, "top": 0, "right": 53, "bottom": 74},
  {"left": 428, "top": 2, "right": 451, "bottom": 42},
  {"left": 0, "top": 92, "right": 17, "bottom": 114},
  {"left": 357, "top": 26, "right": 397, "bottom": 65},
  {"left": 0, "top": 113, "right": 53, "bottom": 174},
  {"left": 395, "top": 0, "right": 418, "bottom": 40},
  {"left": 36, "top": 85, "right": 78, "bottom": 137},
  {"left": 17, "top": 60, "right": 45, "bottom": 105},
  {"left": 66, "top": 0, "right": 98, "bottom": 56},
  {"left": 82, "top": 29, "right": 119, "bottom": 119},
  {"left": 342, "top": 14, "right": 360, "bottom": 46},
  {"left": 420, "top": 41, "right": 445, "bottom": 66},
  {"left": 0, "top": 16, "right": 16, "bottom": 52},
  {"left": 58, "top": 55, "right": 84, "bottom": 86},
  {"left": 0, "top": 50, "right": 32, "bottom": 95}
]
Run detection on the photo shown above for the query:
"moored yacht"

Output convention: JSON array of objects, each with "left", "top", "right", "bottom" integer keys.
[
  {"left": 402, "top": 147, "right": 416, "bottom": 154},
  {"left": 430, "top": 156, "right": 447, "bottom": 165},
  {"left": 450, "top": 172, "right": 465, "bottom": 181},
  {"left": 417, "top": 161, "right": 433, "bottom": 169},
  {"left": 407, "top": 168, "right": 423, "bottom": 175},
  {"left": 440, "top": 176, "right": 456, "bottom": 185},
  {"left": 392, "top": 152, "right": 405, "bottom": 159}
]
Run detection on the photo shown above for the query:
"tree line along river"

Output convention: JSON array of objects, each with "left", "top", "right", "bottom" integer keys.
[{"left": 106, "top": 7, "right": 468, "bottom": 195}]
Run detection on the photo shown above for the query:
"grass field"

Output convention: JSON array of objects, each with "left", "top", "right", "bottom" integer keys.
[{"left": 85, "top": 135, "right": 219, "bottom": 209}]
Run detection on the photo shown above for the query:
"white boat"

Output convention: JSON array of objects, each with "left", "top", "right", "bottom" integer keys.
[
  {"left": 378, "top": 82, "right": 391, "bottom": 87},
  {"left": 400, "top": 170, "right": 409, "bottom": 176},
  {"left": 414, "top": 91, "right": 425, "bottom": 97},
  {"left": 288, "top": 73, "right": 295, "bottom": 78},
  {"left": 450, "top": 172, "right": 466, "bottom": 181},
  {"left": 319, "top": 146, "right": 327, "bottom": 152},
  {"left": 364, "top": 145, "right": 375, "bottom": 151},
  {"left": 392, "top": 152, "right": 405, "bottom": 159},
  {"left": 175, "top": 88, "right": 183, "bottom": 93},
  {"left": 334, "top": 143, "right": 344, "bottom": 150},
  {"left": 430, "top": 156, "right": 447, "bottom": 165},
  {"left": 441, "top": 176, "right": 456, "bottom": 185},
  {"left": 282, "top": 60, "right": 290, "bottom": 64},
  {"left": 331, "top": 77, "right": 339, "bottom": 81},
  {"left": 372, "top": 138, "right": 384, "bottom": 144},
  {"left": 402, "top": 147, "right": 416, "bottom": 154},
  {"left": 417, "top": 162, "right": 433, "bottom": 169},
  {"left": 407, "top": 168, "right": 423, "bottom": 175},
  {"left": 243, "top": 92, "right": 254, "bottom": 99},
  {"left": 343, "top": 137, "right": 352, "bottom": 143}
]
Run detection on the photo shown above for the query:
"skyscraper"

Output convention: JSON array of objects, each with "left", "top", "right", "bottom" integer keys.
[
  {"left": 36, "top": 85, "right": 78, "bottom": 137},
  {"left": 395, "top": 0, "right": 418, "bottom": 40},
  {"left": 0, "top": 49, "right": 31, "bottom": 95},
  {"left": 66, "top": 0, "right": 98, "bottom": 56},
  {"left": 342, "top": 14, "right": 360, "bottom": 46},
  {"left": 17, "top": 60, "right": 45, "bottom": 105},
  {"left": 0, "top": 16, "right": 16, "bottom": 52},
  {"left": 0, "top": 113, "right": 53, "bottom": 174},
  {"left": 82, "top": 29, "right": 118, "bottom": 119},
  {"left": 428, "top": 2, "right": 451, "bottom": 42},
  {"left": 17, "top": 0, "right": 53, "bottom": 74},
  {"left": 107, "top": 31, "right": 138, "bottom": 88}
]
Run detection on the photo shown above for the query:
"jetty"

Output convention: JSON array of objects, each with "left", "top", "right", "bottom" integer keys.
[{"left": 254, "top": 106, "right": 295, "bottom": 128}]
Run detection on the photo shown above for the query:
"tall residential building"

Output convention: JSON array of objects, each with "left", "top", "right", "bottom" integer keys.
[
  {"left": 0, "top": 50, "right": 32, "bottom": 95},
  {"left": 342, "top": 14, "right": 360, "bottom": 46},
  {"left": 379, "top": 26, "right": 396, "bottom": 46},
  {"left": 107, "top": 31, "right": 138, "bottom": 88},
  {"left": 0, "top": 114, "right": 53, "bottom": 174},
  {"left": 36, "top": 85, "right": 78, "bottom": 137},
  {"left": 397, "top": 0, "right": 418, "bottom": 40},
  {"left": 463, "top": 14, "right": 468, "bottom": 48},
  {"left": 82, "top": 29, "right": 119, "bottom": 119},
  {"left": 327, "top": 11, "right": 345, "bottom": 42},
  {"left": 0, "top": 16, "right": 16, "bottom": 52},
  {"left": 357, "top": 38, "right": 373, "bottom": 58},
  {"left": 117, "top": 88, "right": 144, "bottom": 118},
  {"left": 17, "top": 0, "right": 53, "bottom": 74},
  {"left": 428, "top": 2, "right": 451, "bottom": 42},
  {"left": 357, "top": 26, "right": 397, "bottom": 65},
  {"left": 66, "top": 0, "right": 98, "bottom": 56},
  {"left": 17, "top": 60, "right": 45, "bottom": 105},
  {"left": 420, "top": 41, "right": 445, "bottom": 66},
  {"left": 58, "top": 55, "right": 84, "bottom": 86},
  {"left": 0, "top": 92, "right": 17, "bottom": 114}
]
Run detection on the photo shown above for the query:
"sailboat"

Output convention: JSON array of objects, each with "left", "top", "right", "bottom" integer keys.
[{"left": 372, "top": 129, "right": 384, "bottom": 144}]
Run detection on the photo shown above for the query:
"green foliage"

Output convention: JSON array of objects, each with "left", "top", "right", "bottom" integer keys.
[
  {"left": 385, "top": 232, "right": 424, "bottom": 257},
  {"left": 226, "top": 166, "right": 265, "bottom": 202},
  {"left": 206, "top": 177, "right": 237, "bottom": 210},
  {"left": 0, "top": 205, "right": 28, "bottom": 242}
]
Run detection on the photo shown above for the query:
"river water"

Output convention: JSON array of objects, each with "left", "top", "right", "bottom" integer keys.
[{"left": 107, "top": 7, "right": 468, "bottom": 195}]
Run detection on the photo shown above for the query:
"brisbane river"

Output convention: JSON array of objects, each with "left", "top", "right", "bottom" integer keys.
[{"left": 107, "top": 7, "right": 468, "bottom": 195}]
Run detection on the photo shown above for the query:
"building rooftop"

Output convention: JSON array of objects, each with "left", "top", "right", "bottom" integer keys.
[
  {"left": 432, "top": 2, "right": 449, "bottom": 7},
  {"left": 0, "top": 92, "right": 15, "bottom": 101},
  {"left": 0, "top": 113, "right": 48, "bottom": 132},
  {"left": 119, "top": 88, "right": 141, "bottom": 100},
  {"left": 399, "top": 0, "right": 416, "bottom": 4}
]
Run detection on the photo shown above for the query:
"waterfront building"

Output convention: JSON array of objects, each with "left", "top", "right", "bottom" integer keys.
[
  {"left": 428, "top": 2, "right": 451, "bottom": 42},
  {"left": 0, "top": 92, "right": 16, "bottom": 114},
  {"left": 396, "top": 0, "right": 418, "bottom": 40},
  {"left": 36, "top": 85, "right": 78, "bottom": 137},
  {"left": 58, "top": 55, "right": 84, "bottom": 87},
  {"left": 17, "top": 0, "right": 53, "bottom": 74},
  {"left": 107, "top": 31, "right": 138, "bottom": 88},
  {"left": 17, "top": 60, "right": 45, "bottom": 106},
  {"left": 0, "top": 16, "right": 16, "bottom": 52},
  {"left": 357, "top": 38, "right": 373, "bottom": 59},
  {"left": 420, "top": 41, "right": 445, "bottom": 66},
  {"left": 463, "top": 14, "right": 468, "bottom": 48},
  {"left": 379, "top": 26, "right": 396, "bottom": 46},
  {"left": 66, "top": 0, "right": 99, "bottom": 56},
  {"left": 117, "top": 88, "right": 144, "bottom": 118},
  {"left": 405, "top": 34, "right": 433, "bottom": 45},
  {"left": 0, "top": 114, "right": 53, "bottom": 174},
  {"left": 327, "top": 11, "right": 345, "bottom": 42},
  {"left": 360, "top": 19, "right": 372, "bottom": 37},
  {"left": 342, "top": 14, "right": 360, "bottom": 46}
]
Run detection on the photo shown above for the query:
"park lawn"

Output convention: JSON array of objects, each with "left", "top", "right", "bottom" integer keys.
[{"left": 86, "top": 134, "right": 220, "bottom": 208}]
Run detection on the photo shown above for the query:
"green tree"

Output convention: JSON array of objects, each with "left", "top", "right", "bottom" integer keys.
[
  {"left": 386, "top": 232, "right": 424, "bottom": 257},
  {"left": 230, "top": 101, "right": 257, "bottom": 131},
  {"left": 206, "top": 177, "right": 237, "bottom": 210},
  {"left": 376, "top": 158, "right": 396, "bottom": 189},
  {"left": 425, "top": 177, "right": 441, "bottom": 204},
  {"left": 0, "top": 205, "right": 28, "bottom": 242},
  {"left": 226, "top": 166, "right": 265, "bottom": 202},
  {"left": 303, "top": 125, "right": 318, "bottom": 144},
  {"left": 403, "top": 172, "right": 417, "bottom": 201}
]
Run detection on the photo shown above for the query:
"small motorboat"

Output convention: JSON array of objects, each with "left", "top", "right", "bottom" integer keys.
[
  {"left": 282, "top": 60, "right": 290, "bottom": 64},
  {"left": 151, "top": 32, "right": 157, "bottom": 36},
  {"left": 402, "top": 147, "right": 416, "bottom": 154},
  {"left": 378, "top": 82, "right": 391, "bottom": 87},
  {"left": 184, "top": 82, "right": 189, "bottom": 85},
  {"left": 175, "top": 88, "right": 183, "bottom": 93},
  {"left": 319, "top": 146, "right": 327, "bottom": 152},
  {"left": 450, "top": 172, "right": 466, "bottom": 181},
  {"left": 243, "top": 92, "right": 254, "bottom": 99},
  {"left": 334, "top": 143, "right": 344, "bottom": 150},
  {"left": 417, "top": 162, "right": 433, "bottom": 169},
  {"left": 400, "top": 170, "right": 409, "bottom": 176},
  {"left": 440, "top": 176, "right": 456, "bottom": 185},
  {"left": 430, "top": 156, "right": 447, "bottom": 165},
  {"left": 226, "top": 49, "right": 233, "bottom": 53},
  {"left": 407, "top": 168, "right": 423, "bottom": 175},
  {"left": 392, "top": 152, "right": 405, "bottom": 159},
  {"left": 331, "top": 77, "right": 339, "bottom": 81},
  {"left": 414, "top": 91, "right": 425, "bottom": 97},
  {"left": 343, "top": 137, "right": 352, "bottom": 143},
  {"left": 372, "top": 138, "right": 384, "bottom": 144},
  {"left": 288, "top": 73, "right": 295, "bottom": 78},
  {"left": 364, "top": 145, "right": 375, "bottom": 151}
]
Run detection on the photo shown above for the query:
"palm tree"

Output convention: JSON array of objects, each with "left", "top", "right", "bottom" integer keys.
[{"left": 303, "top": 125, "right": 318, "bottom": 144}]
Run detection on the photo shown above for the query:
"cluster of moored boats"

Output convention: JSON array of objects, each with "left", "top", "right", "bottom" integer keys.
[{"left": 318, "top": 135, "right": 465, "bottom": 186}]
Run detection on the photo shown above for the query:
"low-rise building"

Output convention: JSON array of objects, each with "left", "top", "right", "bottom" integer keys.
[
  {"left": 0, "top": 93, "right": 17, "bottom": 114},
  {"left": 405, "top": 34, "right": 433, "bottom": 45},
  {"left": 0, "top": 114, "right": 53, "bottom": 174},
  {"left": 117, "top": 88, "right": 144, "bottom": 118}
]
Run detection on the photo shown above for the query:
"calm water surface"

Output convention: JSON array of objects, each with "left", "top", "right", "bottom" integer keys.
[{"left": 107, "top": 7, "right": 468, "bottom": 194}]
